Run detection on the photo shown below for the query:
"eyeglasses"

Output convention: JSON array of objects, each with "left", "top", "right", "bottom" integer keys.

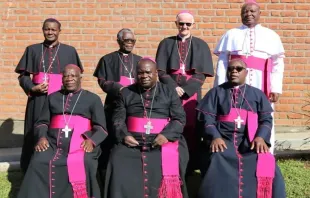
[
  {"left": 178, "top": 22, "right": 193, "bottom": 27},
  {"left": 227, "top": 66, "right": 246, "bottom": 72},
  {"left": 122, "top": 39, "right": 136, "bottom": 43}
]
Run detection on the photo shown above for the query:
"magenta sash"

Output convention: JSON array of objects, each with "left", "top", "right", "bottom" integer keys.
[
  {"left": 127, "top": 116, "right": 182, "bottom": 198},
  {"left": 218, "top": 108, "right": 275, "bottom": 198},
  {"left": 50, "top": 115, "right": 91, "bottom": 198},
  {"left": 231, "top": 55, "right": 272, "bottom": 97},
  {"left": 33, "top": 72, "right": 63, "bottom": 95},
  {"left": 119, "top": 75, "right": 134, "bottom": 86}
]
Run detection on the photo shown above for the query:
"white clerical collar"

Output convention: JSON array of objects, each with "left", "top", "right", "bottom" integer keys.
[
  {"left": 241, "top": 24, "right": 261, "bottom": 29},
  {"left": 178, "top": 34, "right": 191, "bottom": 42}
]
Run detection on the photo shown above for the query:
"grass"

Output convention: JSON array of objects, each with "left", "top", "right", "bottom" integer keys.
[{"left": 0, "top": 160, "right": 309, "bottom": 198}]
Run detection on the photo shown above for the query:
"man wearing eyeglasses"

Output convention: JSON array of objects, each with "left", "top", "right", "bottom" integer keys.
[
  {"left": 93, "top": 28, "right": 142, "bottom": 186},
  {"left": 155, "top": 10, "right": 214, "bottom": 175},
  {"left": 213, "top": 0, "right": 285, "bottom": 153},
  {"left": 196, "top": 59, "right": 286, "bottom": 198}
]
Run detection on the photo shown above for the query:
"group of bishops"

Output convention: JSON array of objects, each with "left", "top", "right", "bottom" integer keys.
[{"left": 15, "top": 1, "right": 287, "bottom": 198}]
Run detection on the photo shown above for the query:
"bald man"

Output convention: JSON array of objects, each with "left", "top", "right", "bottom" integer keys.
[
  {"left": 17, "top": 64, "right": 108, "bottom": 198},
  {"left": 156, "top": 10, "right": 214, "bottom": 174},
  {"left": 105, "top": 57, "right": 189, "bottom": 198},
  {"left": 197, "top": 59, "right": 286, "bottom": 198}
]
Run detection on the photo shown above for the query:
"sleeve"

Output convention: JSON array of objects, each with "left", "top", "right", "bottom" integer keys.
[
  {"left": 18, "top": 72, "right": 35, "bottom": 95},
  {"left": 82, "top": 95, "right": 108, "bottom": 147},
  {"left": 93, "top": 57, "right": 123, "bottom": 96},
  {"left": 181, "top": 73, "right": 206, "bottom": 97},
  {"left": 15, "top": 46, "right": 33, "bottom": 73},
  {"left": 33, "top": 96, "right": 51, "bottom": 141},
  {"left": 255, "top": 92, "right": 274, "bottom": 146},
  {"left": 112, "top": 91, "right": 131, "bottom": 142},
  {"left": 72, "top": 48, "right": 84, "bottom": 72},
  {"left": 270, "top": 55, "right": 284, "bottom": 94},
  {"left": 156, "top": 40, "right": 179, "bottom": 88},
  {"left": 160, "top": 88, "right": 186, "bottom": 141},
  {"left": 196, "top": 89, "right": 222, "bottom": 139},
  {"left": 213, "top": 52, "right": 229, "bottom": 87}
]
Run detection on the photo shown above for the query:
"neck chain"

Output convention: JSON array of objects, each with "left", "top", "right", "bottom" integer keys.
[
  {"left": 41, "top": 43, "right": 61, "bottom": 82},
  {"left": 231, "top": 85, "right": 247, "bottom": 129},
  {"left": 118, "top": 52, "right": 134, "bottom": 84},
  {"left": 176, "top": 35, "right": 192, "bottom": 74},
  {"left": 139, "top": 83, "right": 157, "bottom": 120},
  {"left": 62, "top": 90, "right": 83, "bottom": 137}
]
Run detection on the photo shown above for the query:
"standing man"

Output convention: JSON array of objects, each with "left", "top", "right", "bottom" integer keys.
[
  {"left": 155, "top": 10, "right": 214, "bottom": 173},
  {"left": 93, "top": 28, "right": 141, "bottom": 181},
  {"left": 105, "top": 58, "right": 189, "bottom": 198},
  {"left": 196, "top": 59, "right": 286, "bottom": 198},
  {"left": 17, "top": 64, "right": 108, "bottom": 198},
  {"left": 15, "top": 18, "right": 83, "bottom": 173},
  {"left": 213, "top": 0, "right": 285, "bottom": 153}
]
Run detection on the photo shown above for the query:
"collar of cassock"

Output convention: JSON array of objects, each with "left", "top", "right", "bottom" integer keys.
[
  {"left": 61, "top": 88, "right": 83, "bottom": 95},
  {"left": 43, "top": 41, "right": 60, "bottom": 48},
  {"left": 241, "top": 23, "right": 261, "bottom": 30}
]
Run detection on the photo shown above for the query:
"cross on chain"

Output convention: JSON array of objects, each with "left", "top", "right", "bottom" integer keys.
[
  {"left": 144, "top": 121, "right": 153, "bottom": 135},
  {"left": 62, "top": 125, "right": 72, "bottom": 138},
  {"left": 128, "top": 74, "right": 134, "bottom": 84},
  {"left": 234, "top": 116, "right": 244, "bottom": 129},
  {"left": 180, "top": 63, "right": 185, "bottom": 74},
  {"left": 43, "top": 73, "right": 49, "bottom": 83}
]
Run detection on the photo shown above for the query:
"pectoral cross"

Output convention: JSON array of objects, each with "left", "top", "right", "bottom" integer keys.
[
  {"left": 234, "top": 116, "right": 244, "bottom": 129},
  {"left": 43, "top": 73, "right": 49, "bottom": 83},
  {"left": 180, "top": 63, "right": 185, "bottom": 74},
  {"left": 128, "top": 73, "right": 134, "bottom": 84},
  {"left": 62, "top": 125, "right": 72, "bottom": 138},
  {"left": 144, "top": 121, "right": 153, "bottom": 135}
]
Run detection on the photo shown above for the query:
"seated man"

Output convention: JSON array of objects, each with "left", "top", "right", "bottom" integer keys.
[
  {"left": 105, "top": 57, "right": 189, "bottom": 198},
  {"left": 196, "top": 59, "right": 286, "bottom": 198},
  {"left": 17, "top": 64, "right": 108, "bottom": 198}
]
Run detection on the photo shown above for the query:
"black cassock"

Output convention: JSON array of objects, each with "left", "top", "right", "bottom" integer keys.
[
  {"left": 15, "top": 42, "right": 83, "bottom": 172},
  {"left": 17, "top": 89, "right": 108, "bottom": 198},
  {"left": 93, "top": 51, "right": 141, "bottom": 170},
  {"left": 155, "top": 36, "right": 214, "bottom": 171},
  {"left": 105, "top": 82, "right": 189, "bottom": 198},
  {"left": 196, "top": 83, "right": 286, "bottom": 198}
]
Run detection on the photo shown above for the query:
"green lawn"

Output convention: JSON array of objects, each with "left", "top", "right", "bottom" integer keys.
[{"left": 1, "top": 160, "right": 309, "bottom": 198}]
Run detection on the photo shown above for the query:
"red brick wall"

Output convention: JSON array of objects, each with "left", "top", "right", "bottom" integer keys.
[{"left": 0, "top": 1, "right": 309, "bottom": 126}]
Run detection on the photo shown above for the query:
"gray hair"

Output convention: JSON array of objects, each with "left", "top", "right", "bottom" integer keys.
[{"left": 117, "top": 28, "right": 134, "bottom": 40}]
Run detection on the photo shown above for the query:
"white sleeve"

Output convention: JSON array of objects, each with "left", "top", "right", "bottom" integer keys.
[
  {"left": 213, "top": 52, "right": 229, "bottom": 87},
  {"left": 270, "top": 55, "right": 284, "bottom": 94}
]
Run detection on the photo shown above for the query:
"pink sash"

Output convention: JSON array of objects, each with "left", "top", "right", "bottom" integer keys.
[
  {"left": 127, "top": 116, "right": 182, "bottom": 198},
  {"left": 119, "top": 75, "right": 134, "bottom": 86},
  {"left": 218, "top": 108, "right": 275, "bottom": 198},
  {"left": 32, "top": 72, "right": 63, "bottom": 95},
  {"left": 50, "top": 115, "right": 91, "bottom": 198},
  {"left": 231, "top": 55, "right": 272, "bottom": 97}
]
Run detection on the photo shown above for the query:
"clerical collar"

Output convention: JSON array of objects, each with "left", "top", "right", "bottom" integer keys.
[
  {"left": 63, "top": 88, "right": 83, "bottom": 95},
  {"left": 138, "top": 83, "right": 157, "bottom": 92},
  {"left": 241, "top": 24, "right": 261, "bottom": 29},
  {"left": 177, "top": 34, "right": 191, "bottom": 42},
  {"left": 43, "top": 41, "right": 60, "bottom": 48},
  {"left": 118, "top": 50, "right": 131, "bottom": 56}
]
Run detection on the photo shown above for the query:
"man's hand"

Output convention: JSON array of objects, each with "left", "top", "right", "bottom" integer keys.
[
  {"left": 152, "top": 134, "right": 168, "bottom": 147},
  {"left": 81, "top": 139, "right": 94, "bottom": 153},
  {"left": 31, "top": 82, "right": 48, "bottom": 93},
  {"left": 269, "top": 92, "right": 280, "bottom": 103},
  {"left": 210, "top": 138, "right": 227, "bottom": 153},
  {"left": 124, "top": 136, "right": 139, "bottom": 147},
  {"left": 175, "top": 87, "right": 185, "bottom": 97},
  {"left": 251, "top": 137, "right": 269, "bottom": 153},
  {"left": 35, "top": 137, "right": 49, "bottom": 152}
]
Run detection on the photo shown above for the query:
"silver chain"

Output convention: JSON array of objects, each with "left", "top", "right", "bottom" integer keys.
[
  {"left": 175, "top": 35, "right": 192, "bottom": 66},
  {"left": 139, "top": 83, "right": 157, "bottom": 120},
  {"left": 41, "top": 43, "right": 61, "bottom": 74},
  {"left": 62, "top": 90, "right": 83, "bottom": 127}
]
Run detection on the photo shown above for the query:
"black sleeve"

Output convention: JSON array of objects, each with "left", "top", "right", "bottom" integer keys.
[
  {"left": 72, "top": 48, "right": 84, "bottom": 72},
  {"left": 82, "top": 95, "right": 108, "bottom": 147},
  {"left": 160, "top": 88, "right": 186, "bottom": 141},
  {"left": 33, "top": 96, "right": 51, "bottom": 142},
  {"left": 111, "top": 92, "right": 131, "bottom": 142},
  {"left": 18, "top": 72, "right": 35, "bottom": 95},
  {"left": 196, "top": 88, "right": 222, "bottom": 140},
  {"left": 93, "top": 57, "right": 123, "bottom": 96},
  {"left": 181, "top": 73, "right": 206, "bottom": 98},
  {"left": 156, "top": 40, "right": 178, "bottom": 88}
]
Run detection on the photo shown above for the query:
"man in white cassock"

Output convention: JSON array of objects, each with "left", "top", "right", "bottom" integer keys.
[{"left": 213, "top": 0, "right": 285, "bottom": 153}]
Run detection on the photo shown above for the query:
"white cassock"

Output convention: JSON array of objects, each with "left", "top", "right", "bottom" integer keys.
[{"left": 213, "top": 24, "right": 285, "bottom": 153}]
